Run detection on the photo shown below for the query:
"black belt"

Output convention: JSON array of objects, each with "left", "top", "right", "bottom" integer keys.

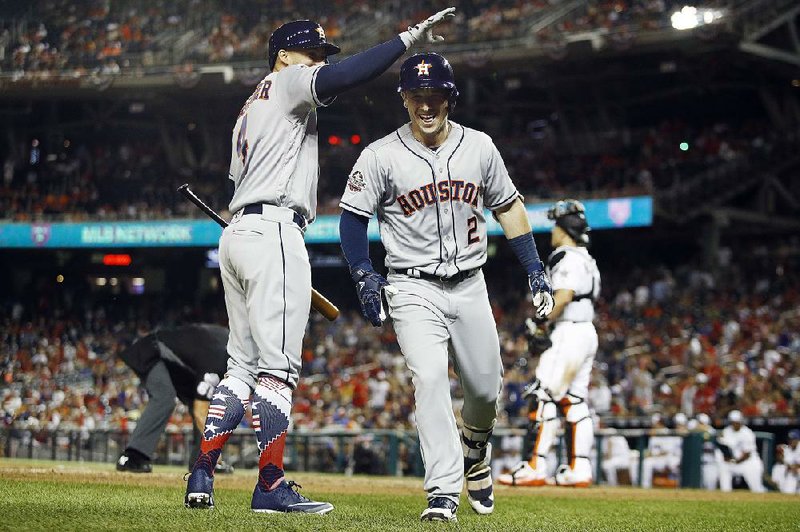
[
  {"left": 242, "top": 203, "right": 306, "bottom": 229},
  {"left": 394, "top": 267, "right": 479, "bottom": 285}
]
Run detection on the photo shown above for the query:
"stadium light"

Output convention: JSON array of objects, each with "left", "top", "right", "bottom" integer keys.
[
  {"left": 680, "top": 142, "right": 689, "bottom": 151},
  {"left": 671, "top": 5, "right": 725, "bottom": 30}
]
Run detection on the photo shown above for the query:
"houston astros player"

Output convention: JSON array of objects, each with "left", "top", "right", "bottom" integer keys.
[
  {"left": 184, "top": 10, "right": 457, "bottom": 514},
  {"left": 498, "top": 199, "right": 601, "bottom": 488},
  {"left": 338, "top": 52, "right": 554, "bottom": 522}
]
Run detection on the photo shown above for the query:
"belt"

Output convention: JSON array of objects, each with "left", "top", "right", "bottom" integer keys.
[
  {"left": 391, "top": 267, "right": 479, "bottom": 284},
  {"left": 241, "top": 203, "right": 307, "bottom": 230}
]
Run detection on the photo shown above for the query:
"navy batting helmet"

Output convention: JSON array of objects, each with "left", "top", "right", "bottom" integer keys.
[
  {"left": 398, "top": 53, "right": 459, "bottom": 109},
  {"left": 547, "top": 199, "right": 590, "bottom": 246},
  {"left": 268, "top": 20, "right": 341, "bottom": 70}
]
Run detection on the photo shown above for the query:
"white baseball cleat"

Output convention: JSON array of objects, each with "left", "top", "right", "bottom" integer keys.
[
  {"left": 497, "top": 461, "right": 548, "bottom": 487},
  {"left": 548, "top": 464, "right": 592, "bottom": 488}
]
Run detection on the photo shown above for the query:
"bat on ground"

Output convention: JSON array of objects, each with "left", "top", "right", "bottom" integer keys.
[{"left": 177, "top": 183, "right": 340, "bottom": 321}]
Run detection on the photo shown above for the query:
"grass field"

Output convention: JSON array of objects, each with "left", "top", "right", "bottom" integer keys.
[{"left": 1, "top": 459, "right": 798, "bottom": 531}]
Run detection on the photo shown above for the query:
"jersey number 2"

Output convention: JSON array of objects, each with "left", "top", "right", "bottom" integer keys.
[
  {"left": 236, "top": 115, "right": 249, "bottom": 164},
  {"left": 467, "top": 216, "right": 479, "bottom": 244}
]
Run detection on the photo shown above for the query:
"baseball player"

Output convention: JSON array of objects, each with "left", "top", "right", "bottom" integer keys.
[
  {"left": 717, "top": 410, "right": 766, "bottom": 492},
  {"left": 640, "top": 413, "right": 686, "bottom": 489},
  {"left": 338, "top": 52, "right": 554, "bottom": 522},
  {"left": 692, "top": 412, "right": 720, "bottom": 490},
  {"left": 598, "top": 417, "right": 635, "bottom": 486},
  {"left": 185, "top": 10, "right": 458, "bottom": 515},
  {"left": 771, "top": 430, "right": 799, "bottom": 493},
  {"left": 498, "top": 199, "right": 600, "bottom": 488},
  {"left": 116, "top": 324, "right": 229, "bottom": 473}
]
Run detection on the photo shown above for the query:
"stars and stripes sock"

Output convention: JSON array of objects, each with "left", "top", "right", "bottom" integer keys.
[
  {"left": 253, "top": 375, "right": 292, "bottom": 491},
  {"left": 190, "top": 376, "right": 251, "bottom": 477}
]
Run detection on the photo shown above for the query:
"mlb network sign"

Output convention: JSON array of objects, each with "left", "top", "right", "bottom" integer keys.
[{"left": 0, "top": 196, "right": 651, "bottom": 248}]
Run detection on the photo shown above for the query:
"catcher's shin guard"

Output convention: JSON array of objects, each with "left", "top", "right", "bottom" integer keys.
[
  {"left": 558, "top": 395, "right": 593, "bottom": 485},
  {"left": 521, "top": 392, "right": 540, "bottom": 461},
  {"left": 528, "top": 399, "right": 558, "bottom": 472},
  {"left": 462, "top": 424, "right": 494, "bottom": 515}
]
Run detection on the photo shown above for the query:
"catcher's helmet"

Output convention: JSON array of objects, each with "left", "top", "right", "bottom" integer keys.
[
  {"left": 268, "top": 20, "right": 340, "bottom": 70},
  {"left": 547, "top": 199, "right": 590, "bottom": 246},
  {"left": 398, "top": 53, "right": 458, "bottom": 109}
]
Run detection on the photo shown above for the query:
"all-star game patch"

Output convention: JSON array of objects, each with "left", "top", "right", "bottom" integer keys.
[{"left": 347, "top": 170, "right": 366, "bottom": 192}]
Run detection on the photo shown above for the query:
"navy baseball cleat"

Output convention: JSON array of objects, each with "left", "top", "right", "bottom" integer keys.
[
  {"left": 420, "top": 496, "right": 458, "bottom": 522},
  {"left": 251, "top": 480, "right": 333, "bottom": 514},
  {"left": 184, "top": 468, "right": 215, "bottom": 509}
]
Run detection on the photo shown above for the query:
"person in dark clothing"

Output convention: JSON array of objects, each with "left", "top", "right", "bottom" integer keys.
[{"left": 116, "top": 324, "right": 230, "bottom": 473}]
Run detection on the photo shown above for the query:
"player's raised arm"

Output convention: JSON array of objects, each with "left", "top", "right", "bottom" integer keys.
[{"left": 314, "top": 7, "right": 456, "bottom": 101}]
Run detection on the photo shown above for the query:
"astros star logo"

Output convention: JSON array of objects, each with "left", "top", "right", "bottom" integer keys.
[
  {"left": 415, "top": 61, "right": 432, "bottom": 76},
  {"left": 316, "top": 26, "right": 326, "bottom": 39}
]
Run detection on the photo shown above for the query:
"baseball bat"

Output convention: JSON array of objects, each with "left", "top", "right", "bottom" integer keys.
[{"left": 177, "top": 183, "right": 340, "bottom": 321}]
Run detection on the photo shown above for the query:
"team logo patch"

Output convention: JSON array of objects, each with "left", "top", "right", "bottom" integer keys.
[
  {"left": 415, "top": 61, "right": 432, "bottom": 76},
  {"left": 347, "top": 170, "right": 366, "bottom": 192},
  {"left": 316, "top": 26, "right": 326, "bottom": 39}
]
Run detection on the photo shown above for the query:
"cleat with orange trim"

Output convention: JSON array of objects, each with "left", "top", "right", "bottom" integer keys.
[
  {"left": 550, "top": 464, "right": 592, "bottom": 488},
  {"left": 497, "top": 461, "right": 548, "bottom": 487}
]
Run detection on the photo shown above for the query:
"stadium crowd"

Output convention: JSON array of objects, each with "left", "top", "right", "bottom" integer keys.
[
  {"left": 0, "top": 118, "right": 778, "bottom": 222},
  {"left": 2, "top": 255, "right": 797, "bottom": 440},
  {"left": 0, "top": 0, "right": 731, "bottom": 79}
]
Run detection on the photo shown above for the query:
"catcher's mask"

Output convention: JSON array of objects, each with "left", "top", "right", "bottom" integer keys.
[
  {"left": 268, "top": 20, "right": 340, "bottom": 70},
  {"left": 398, "top": 52, "right": 458, "bottom": 111},
  {"left": 547, "top": 199, "right": 590, "bottom": 247}
]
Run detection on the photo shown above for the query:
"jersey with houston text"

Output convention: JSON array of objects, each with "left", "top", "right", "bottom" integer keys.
[
  {"left": 547, "top": 245, "right": 600, "bottom": 323},
  {"left": 228, "top": 64, "right": 332, "bottom": 221},
  {"left": 339, "top": 122, "right": 519, "bottom": 277}
]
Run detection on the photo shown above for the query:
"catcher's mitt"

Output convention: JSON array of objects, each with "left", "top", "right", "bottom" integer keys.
[{"left": 525, "top": 317, "right": 552, "bottom": 353}]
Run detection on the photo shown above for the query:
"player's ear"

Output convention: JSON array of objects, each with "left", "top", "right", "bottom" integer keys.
[{"left": 277, "top": 49, "right": 290, "bottom": 68}]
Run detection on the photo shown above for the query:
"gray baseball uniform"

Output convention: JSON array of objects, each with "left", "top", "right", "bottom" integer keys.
[
  {"left": 222, "top": 64, "right": 330, "bottom": 389},
  {"left": 340, "top": 121, "right": 518, "bottom": 499}
]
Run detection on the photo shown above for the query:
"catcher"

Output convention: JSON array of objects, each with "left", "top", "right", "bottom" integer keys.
[{"left": 499, "top": 199, "right": 601, "bottom": 487}]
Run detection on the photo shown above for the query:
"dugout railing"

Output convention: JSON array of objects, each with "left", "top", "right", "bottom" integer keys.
[{"left": 0, "top": 426, "right": 774, "bottom": 489}]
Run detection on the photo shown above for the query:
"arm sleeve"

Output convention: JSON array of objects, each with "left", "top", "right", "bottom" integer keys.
[
  {"left": 316, "top": 37, "right": 407, "bottom": 101},
  {"left": 339, "top": 210, "right": 372, "bottom": 273},
  {"left": 482, "top": 136, "right": 520, "bottom": 210}
]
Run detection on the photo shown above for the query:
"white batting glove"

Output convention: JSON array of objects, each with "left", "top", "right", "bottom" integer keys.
[
  {"left": 533, "top": 291, "right": 555, "bottom": 319},
  {"left": 196, "top": 373, "right": 220, "bottom": 400},
  {"left": 399, "top": 7, "right": 456, "bottom": 49}
]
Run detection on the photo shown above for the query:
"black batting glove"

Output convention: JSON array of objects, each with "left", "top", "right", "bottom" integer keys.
[{"left": 351, "top": 267, "right": 390, "bottom": 327}]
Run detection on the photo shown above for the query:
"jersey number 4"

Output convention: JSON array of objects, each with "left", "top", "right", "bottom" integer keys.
[
  {"left": 467, "top": 216, "right": 480, "bottom": 244},
  {"left": 236, "top": 115, "right": 249, "bottom": 164}
]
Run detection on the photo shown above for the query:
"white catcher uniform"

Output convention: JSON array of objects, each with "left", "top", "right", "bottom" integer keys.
[
  {"left": 718, "top": 424, "right": 765, "bottom": 492},
  {"left": 530, "top": 246, "right": 600, "bottom": 481},
  {"left": 222, "top": 64, "right": 330, "bottom": 388},
  {"left": 339, "top": 121, "right": 517, "bottom": 501}
]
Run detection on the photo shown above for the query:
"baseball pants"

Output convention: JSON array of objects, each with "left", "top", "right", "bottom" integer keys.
[
  {"left": 219, "top": 206, "right": 311, "bottom": 389},
  {"left": 387, "top": 271, "right": 503, "bottom": 501},
  {"left": 719, "top": 457, "right": 765, "bottom": 492}
]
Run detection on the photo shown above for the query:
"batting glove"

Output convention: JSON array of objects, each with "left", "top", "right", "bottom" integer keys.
[
  {"left": 400, "top": 7, "right": 456, "bottom": 48},
  {"left": 196, "top": 373, "right": 220, "bottom": 400},
  {"left": 528, "top": 265, "right": 554, "bottom": 319},
  {"left": 352, "top": 267, "right": 391, "bottom": 327}
]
